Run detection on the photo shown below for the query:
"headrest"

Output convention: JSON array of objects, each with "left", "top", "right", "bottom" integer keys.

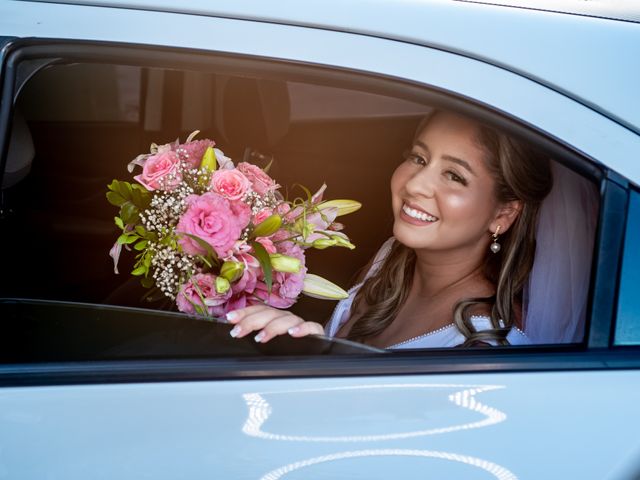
[
  {"left": 220, "top": 77, "right": 290, "bottom": 151},
  {"left": 2, "top": 109, "right": 34, "bottom": 189}
]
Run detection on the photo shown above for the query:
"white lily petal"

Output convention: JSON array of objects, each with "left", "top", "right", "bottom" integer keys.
[{"left": 303, "top": 273, "right": 348, "bottom": 300}]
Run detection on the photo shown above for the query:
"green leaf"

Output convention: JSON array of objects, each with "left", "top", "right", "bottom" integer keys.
[
  {"left": 143, "top": 252, "right": 152, "bottom": 268},
  {"left": 135, "top": 225, "right": 146, "bottom": 236},
  {"left": 106, "top": 191, "right": 125, "bottom": 207},
  {"left": 140, "top": 276, "right": 155, "bottom": 289},
  {"left": 120, "top": 202, "right": 139, "bottom": 224},
  {"left": 293, "top": 183, "right": 313, "bottom": 204},
  {"left": 114, "top": 216, "right": 124, "bottom": 229},
  {"left": 134, "top": 240, "right": 148, "bottom": 251},
  {"left": 131, "top": 265, "right": 146, "bottom": 276},
  {"left": 107, "top": 179, "right": 121, "bottom": 192},
  {"left": 251, "top": 240, "right": 272, "bottom": 294},
  {"left": 117, "top": 233, "right": 139, "bottom": 245},
  {"left": 130, "top": 185, "right": 151, "bottom": 210}
]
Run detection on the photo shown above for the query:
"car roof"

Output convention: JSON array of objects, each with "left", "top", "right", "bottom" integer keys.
[
  {"left": 456, "top": 0, "right": 640, "bottom": 23},
  {"left": 18, "top": 0, "right": 640, "bottom": 138}
]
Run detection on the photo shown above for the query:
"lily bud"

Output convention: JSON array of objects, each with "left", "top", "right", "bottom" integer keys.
[
  {"left": 215, "top": 276, "right": 230, "bottom": 294},
  {"left": 269, "top": 254, "right": 302, "bottom": 273},
  {"left": 331, "top": 235, "right": 356, "bottom": 250},
  {"left": 302, "top": 273, "right": 348, "bottom": 300},
  {"left": 220, "top": 261, "right": 245, "bottom": 283},
  {"left": 198, "top": 146, "right": 217, "bottom": 188},
  {"left": 252, "top": 214, "right": 282, "bottom": 238},
  {"left": 199, "top": 146, "right": 217, "bottom": 172},
  {"left": 311, "top": 238, "right": 337, "bottom": 250},
  {"left": 317, "top": 199, "right": 362, "bottom": 217}
]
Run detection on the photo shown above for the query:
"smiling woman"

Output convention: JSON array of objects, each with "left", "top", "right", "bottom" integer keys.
[{"left": 229, "top": 111, "right": 554, "bottom": 348}]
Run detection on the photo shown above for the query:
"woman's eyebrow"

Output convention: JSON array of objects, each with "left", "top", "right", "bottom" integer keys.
[{"left": 442, "top": 154, "right": 477, "bottom": 176}]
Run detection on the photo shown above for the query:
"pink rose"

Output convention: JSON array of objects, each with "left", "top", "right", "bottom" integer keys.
[
  {"left": 176, "top": 273, "right": 231, "bottom": 316},
  {"left": 237, "top": 162, "right": 279, "bottom": 195},
  {"left": 253, "top": 208, "right": 273, "bottom": 225},
  {"left": 134, "top": 151, "right": 182, "bottom": 191},
  {"left": 177, "top": 192, "right": 250, "bottom": 258},
  {"left": 229, "top": 199, "right": 251, "bottom": 227},
  {"left": 175, "top": 139, "right": 216, "bottom": 169},
  {"left": 210, "top": 169, "right": 251, "bottom": 201}
]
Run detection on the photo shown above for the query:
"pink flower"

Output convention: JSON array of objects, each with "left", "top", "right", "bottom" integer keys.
[
  {"left": 229, "top": 199, "right": 251, "bottom": 227},
  {"left": 176, "top": 139, "right": 216, "bottom": 169},
  {"left": 210, "top": 169, "right": 251, "bottom": 201},
  {"left": 255, "top": 237, "right": 277, "bottom": 254},
  {"left": 134, "top": 151, "right": 182, "bottom": 191},
  {"left": 176, "top": 273, "right": 231, "bottom": 315},
  {"left": 231, "top": 252, "right": 260, "bottom": 295},
  {"left": 177, "top": 192, "right": 249, "bottom": 258},
  {"left": 253, "top": 208, "right": 273, "bottom": 225},
  {"left": 253, "top": 241, "right": 306, "bottom": 308},
  {"left": 276, "top": 203, "right": 291, "bottom": 217},
  {"left": 237, "top": 162, "right": 279, "bottom": 195}
]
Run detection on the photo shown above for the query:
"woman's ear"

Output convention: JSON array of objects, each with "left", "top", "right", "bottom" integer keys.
[{"left": 490, "top": 200, "right": 522, "bottom": 234}]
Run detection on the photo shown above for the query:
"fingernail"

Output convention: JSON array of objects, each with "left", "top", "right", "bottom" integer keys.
[
  {"left": 254, "top": 331, "right": 266, "bottom": 343},
  {"left": 288, "top": 327, "right": 300, "bottom": 335},
  {"left": 229, "top": 326, "right": 241, "bottom": 338},
  {"left": 226, "top": 311, "right": 238, "bottom": 322}
]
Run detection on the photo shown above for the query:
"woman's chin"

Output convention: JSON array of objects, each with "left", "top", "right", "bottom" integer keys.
[{"left": 392, "top": 222, "right": 437, "bottom": 250}]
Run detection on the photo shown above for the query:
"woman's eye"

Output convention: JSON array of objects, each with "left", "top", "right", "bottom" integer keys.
[
  {"left": 404, "top": 151, "right": 427, "bottom": 166},
  {"left": 445, "top": 170, "right": 467, "bottom": 185}
]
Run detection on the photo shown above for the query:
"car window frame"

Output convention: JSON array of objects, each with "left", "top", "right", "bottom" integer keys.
[{"left": 2, "top": 38, "right": 638, "bottom": 387}]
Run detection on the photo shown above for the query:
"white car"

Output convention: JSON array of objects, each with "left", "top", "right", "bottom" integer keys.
[{"left": 1, "top": 1, "right": 640, "bottom": 478}]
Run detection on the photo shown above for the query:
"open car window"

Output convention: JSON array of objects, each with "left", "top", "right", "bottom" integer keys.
[{"left": 0, "top": 43, "right": 605, "bottom": 363}]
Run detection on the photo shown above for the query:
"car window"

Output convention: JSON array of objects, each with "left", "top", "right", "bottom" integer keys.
[
  {"left": 0, "top": 52, "right": 603, "bottom": 360},
  {"left": 614, "top": 187, "right": 640, "bottom": 346}
]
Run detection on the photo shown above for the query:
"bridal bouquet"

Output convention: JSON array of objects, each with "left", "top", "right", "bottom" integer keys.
[{"left": 107, "top": 131, "right": 360, "bottom": 318}]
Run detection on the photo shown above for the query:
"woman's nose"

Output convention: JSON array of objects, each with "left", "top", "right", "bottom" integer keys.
[{"left": 405, "top": 166, "right": 436, "bottom": 198}]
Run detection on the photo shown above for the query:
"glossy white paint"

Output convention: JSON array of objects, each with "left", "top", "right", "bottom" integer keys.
[
  {"left": 1, "top": 371, "right": 640, "bottom": 479},
  {"left": 2, "top": 1, "right": 640, "bottom": 185},
  {"left": 2, "top": 3, "right": 639, "bottom": 478}
]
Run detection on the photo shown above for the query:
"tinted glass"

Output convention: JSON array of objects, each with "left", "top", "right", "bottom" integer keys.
[{"left": 615, "top": 188, "right": 640, "bottom": 345}]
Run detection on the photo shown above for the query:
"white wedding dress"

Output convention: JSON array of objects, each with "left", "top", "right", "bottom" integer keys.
[{"left": 325, "top": 238, "right": 530, "bottom": 349}]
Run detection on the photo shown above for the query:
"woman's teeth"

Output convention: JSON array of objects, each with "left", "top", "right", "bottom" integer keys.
[{"left": 403, "top": 204, "right": 437, "bottom": 222}]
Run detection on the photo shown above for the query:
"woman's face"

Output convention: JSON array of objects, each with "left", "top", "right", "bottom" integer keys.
[{"left": 391, "top": 112, "right": 503, "bottom": 257}]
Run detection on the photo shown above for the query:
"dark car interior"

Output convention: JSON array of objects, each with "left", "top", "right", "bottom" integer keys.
[{"left": 0, "top": 61, "right": 423, "bottom": 325}]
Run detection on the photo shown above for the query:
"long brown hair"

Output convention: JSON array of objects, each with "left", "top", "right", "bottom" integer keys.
[{"left": 346, "top": 113, "right": 553, "bottom": 345}]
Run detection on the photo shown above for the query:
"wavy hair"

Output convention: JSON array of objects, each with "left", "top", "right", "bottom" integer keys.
[{"left": 345, "top": 113, "right": 553, "bottom": 346}]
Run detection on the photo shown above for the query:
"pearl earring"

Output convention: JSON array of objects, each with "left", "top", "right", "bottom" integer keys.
[{"left": 490, "top": 226, "right": 502, "bottom": 254}]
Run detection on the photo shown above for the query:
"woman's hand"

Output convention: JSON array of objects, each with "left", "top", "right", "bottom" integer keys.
[{"left": 226, "top": 305, "right": 325, "bottom": 343}]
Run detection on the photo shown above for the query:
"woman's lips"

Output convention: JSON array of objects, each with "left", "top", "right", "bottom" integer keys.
[{"left": 400, "top": 203, "right": 439, "bottom": 225}]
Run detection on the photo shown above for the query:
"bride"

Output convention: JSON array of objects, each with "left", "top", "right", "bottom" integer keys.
[{"left": 225, "top": 110, "right": 561, "bottom": 348}]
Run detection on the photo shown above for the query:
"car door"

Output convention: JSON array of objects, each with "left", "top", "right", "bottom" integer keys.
[{"left": 1, "top": 2, "right": 640, "bottom": 479}]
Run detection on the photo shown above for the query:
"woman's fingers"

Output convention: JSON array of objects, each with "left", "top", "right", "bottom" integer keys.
[
  {"left": 254, "top": 315, "right": 305, "bottom": 343},
  {"left": 225, "top": 305, "right": 324, "bottom": 343},
  {"left": 226, "top": 305, "right": 301, "bottom": 339},
  {"left": 287, "top": 321, "right": 324, "bottom": 337}
]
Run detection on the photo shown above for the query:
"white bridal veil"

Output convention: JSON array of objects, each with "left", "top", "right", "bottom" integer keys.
[{"left": 522, "top": 161, "right": 599, "bottom": 344}]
